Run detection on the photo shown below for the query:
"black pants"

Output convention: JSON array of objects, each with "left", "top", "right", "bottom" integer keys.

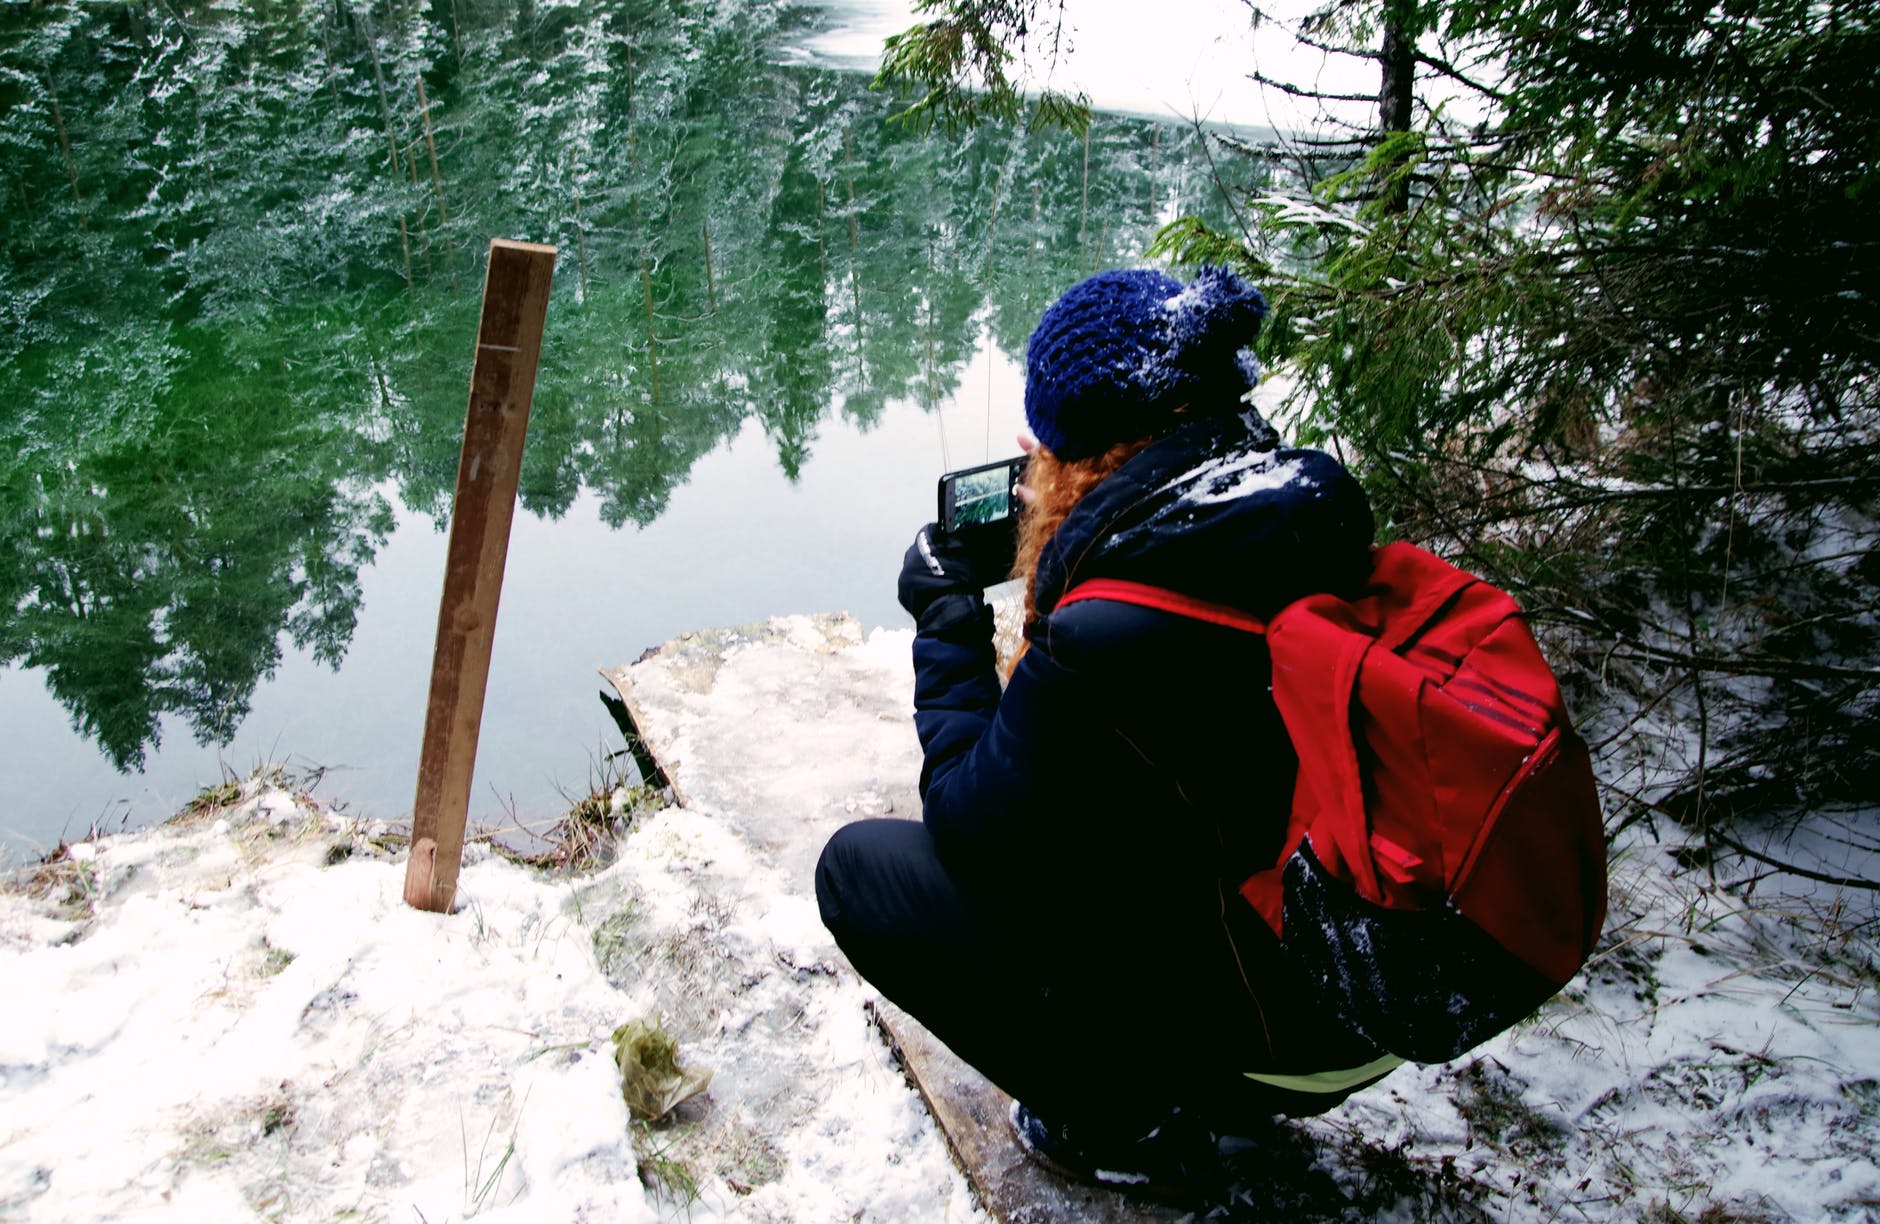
[{"left": 815, "top": 818, "right": 1381, "bottom": 1137}]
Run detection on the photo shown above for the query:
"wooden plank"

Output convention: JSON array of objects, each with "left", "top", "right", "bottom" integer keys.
[
  {"left": 866, "top": 1000, "right": 1190, "bottom": 1224},
  {"left": 597, "top": 662, "right": 693, "bottom": 811},
  {"left": 404, "top": 238, "right": 557, "bottom": 914}
]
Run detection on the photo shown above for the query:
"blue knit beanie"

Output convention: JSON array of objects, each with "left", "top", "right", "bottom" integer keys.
[{"left": 1023, "top": 266, "right": 1267, "bottom": 461}]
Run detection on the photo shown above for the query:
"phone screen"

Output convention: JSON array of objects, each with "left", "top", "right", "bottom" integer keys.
[
  {"left": 951, "top": 467, "right": 1012, "bottom": 526},
  {"left": 938, "top": 457, "right": 1025, "bottom": 534}
]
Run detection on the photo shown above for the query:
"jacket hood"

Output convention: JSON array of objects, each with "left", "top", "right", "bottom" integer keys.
[{"left": 1033, "top": 411, "right": 1376, "bottom": 618}]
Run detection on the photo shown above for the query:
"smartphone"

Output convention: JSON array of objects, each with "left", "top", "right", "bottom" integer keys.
[
  {"left": 938, "top": 455, "right": 1027, "bottom": 535},
  {"left": 935, "top": 455, "right": 1027, "bottom": 584}
]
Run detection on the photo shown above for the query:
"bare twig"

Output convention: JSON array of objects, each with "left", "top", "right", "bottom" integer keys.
[
  {"left": 1602, "top": 645, "right": 1880, "bottom": 685},
  {"left": 1713, "top": 831, "right": 1880, "bottom": 893}
]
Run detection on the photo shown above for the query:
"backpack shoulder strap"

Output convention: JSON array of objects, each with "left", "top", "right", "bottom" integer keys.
[
  {"left": 1056, "top": 577, "right": 1268, "bottom": 635},
  {"left": 1059, "top": 573, "right": 1379, "bottom": 927}
]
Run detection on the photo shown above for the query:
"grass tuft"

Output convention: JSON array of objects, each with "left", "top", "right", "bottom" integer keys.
[
  {"left": 256, "top": 938, "right": 295, "bottom": 979},
  {"left": 501, "top": 751, "right": 669, "bottom": 873},
  {"left": 4, "top": 841, "right": 100, "bottom": 921},
  {"left": 590, "top": 904, "right": 640, "bottom": 981},
  {"left": 175, "top": 775, "right": 245, "bottom": 823},
  {"left": 1450, "top": 1058, "right": 1569, "bottom": 1157},
  {"left": 634, "top": 1119, "right": 704, "bottom": 1214},
  {"left": 169, "top": 762, "right": 332, "bottom": 829}
]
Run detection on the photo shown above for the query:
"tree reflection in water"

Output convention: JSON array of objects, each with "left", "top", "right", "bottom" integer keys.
[{"left": 0, "top": 0, "right": 1248, "bottom": 791}]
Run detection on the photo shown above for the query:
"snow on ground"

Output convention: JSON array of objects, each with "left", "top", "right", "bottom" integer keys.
[
  {"left": 1298, "top": 836, "right": 1880, "bottom": 1221},
  {"left": 0, "top": 618, "right": 977, "bottom": 1224},
  {"left": 4, "top": 610, "right": 1877, "bottom": 1222}
]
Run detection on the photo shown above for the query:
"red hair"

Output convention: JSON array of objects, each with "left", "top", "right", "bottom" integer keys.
[{"left": 1005, "top": 437, "right": 1153, "bottom": 675}]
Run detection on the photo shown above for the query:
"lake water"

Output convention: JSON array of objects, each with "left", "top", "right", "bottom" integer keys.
[{"left": 0, "top": 0, "right": 1264, "bottom": 858}]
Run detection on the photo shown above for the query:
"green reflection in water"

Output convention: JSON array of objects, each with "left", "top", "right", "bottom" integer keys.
[{"left": 1, "top": 0, "right": 1244, "bottom": 773}]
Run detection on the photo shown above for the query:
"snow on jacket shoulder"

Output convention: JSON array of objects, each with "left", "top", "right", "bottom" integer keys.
[{"left": 910, "top": 412, "right": 1376, "bottom": 889}]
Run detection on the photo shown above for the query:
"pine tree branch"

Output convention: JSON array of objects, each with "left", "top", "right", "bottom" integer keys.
[
  {"left": 1247, "top": 70, "right": 1377, "bottom": 106},
  {"left": 1261, "top": 134, "right": 1374, "bottom": 149},
  {"left": 1413, "top": 50, "right": 1505, "bottom": 102},
  {"left": 1288, "top": 25, "right": 1382, "bottom": 64}
]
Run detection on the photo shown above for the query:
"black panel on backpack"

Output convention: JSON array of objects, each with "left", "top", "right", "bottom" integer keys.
[{"left": 1279, "top": 841, "right": 1559, "bottom": 1064}]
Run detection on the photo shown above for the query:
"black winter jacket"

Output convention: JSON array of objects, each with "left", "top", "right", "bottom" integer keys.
[
  {"left": 910, "top": 410, "right": 1561, "bottom": 1072},
  {"left": 909, "top": 411, "right": 1375, "bottom": 937}
]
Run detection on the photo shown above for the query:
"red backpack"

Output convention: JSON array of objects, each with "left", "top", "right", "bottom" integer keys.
[{"left": 1061, "top": 542, "right": 1608, "bottom": 1059}]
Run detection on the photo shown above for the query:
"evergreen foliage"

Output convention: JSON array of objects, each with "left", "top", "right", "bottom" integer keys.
[
  {"left": 1177, "top": 0, "right": 1879, "bottom": 844},
  {"left": 874, "top": 0, "right": 1090, "bottom": 134},
  {"left": 0, "top": 0, "right": 1232, "bottom": 773},
  {"left": 890, "top": 0, "right": 1878, "bottom": 852}
]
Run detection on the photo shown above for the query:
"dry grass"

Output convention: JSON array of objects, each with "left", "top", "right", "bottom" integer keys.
[
  {"left": 2, "top": 841, "right": 100, "bottom": 921},
  {"left": 168, "top": 762, "right": 330, "bottom": 829},
  {"left": 500, "top": 752, "right": 670, "bottom": 874}
]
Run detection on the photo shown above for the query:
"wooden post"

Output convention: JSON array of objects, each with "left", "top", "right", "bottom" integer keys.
[{"left": 404, "top": 238, "right": 557, "bottom": 914}]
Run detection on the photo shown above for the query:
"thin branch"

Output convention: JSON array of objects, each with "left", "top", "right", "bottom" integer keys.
[
  {"left": 1604, "top": 644, "right": 1880, "bottom": 685},
  {"left": 1190, "top": 115, "right": 1255, "bottom": 250},
  {"left": 1218, "top": 131, "right": 1373, "bottom": 155},
  {"left": 1414, "top": 49, "right": 1506, "bottom": 102},
  {"left": 1712, "top": 831, "right": 1880, "bottom": 892},
  {"left": 1248, "top": 70, "right": 1377, "bottom": 106},
  {"left": 1289, "top": 25, "right": 1382, "bottom": 63},
  {"left": 1446, "top": 475, "right": 1880, "bottom": 530}
]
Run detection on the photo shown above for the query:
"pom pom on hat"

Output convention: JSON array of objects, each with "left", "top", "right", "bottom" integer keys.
[{"left": 1023, "top": 266, "right": 1267, "bottom": 460}]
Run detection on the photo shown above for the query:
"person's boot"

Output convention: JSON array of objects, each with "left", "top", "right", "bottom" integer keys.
[{"left": 1007, "top": 1100, "right": 1227, "bottom": 1203}]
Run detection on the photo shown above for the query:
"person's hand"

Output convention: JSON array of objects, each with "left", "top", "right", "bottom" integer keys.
[
  {"left": 1015, "top": 430, "right": 1039, "bottom": 509},
  {"left": 898, "top": 523, "right": 987, "bottom": 623}
]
